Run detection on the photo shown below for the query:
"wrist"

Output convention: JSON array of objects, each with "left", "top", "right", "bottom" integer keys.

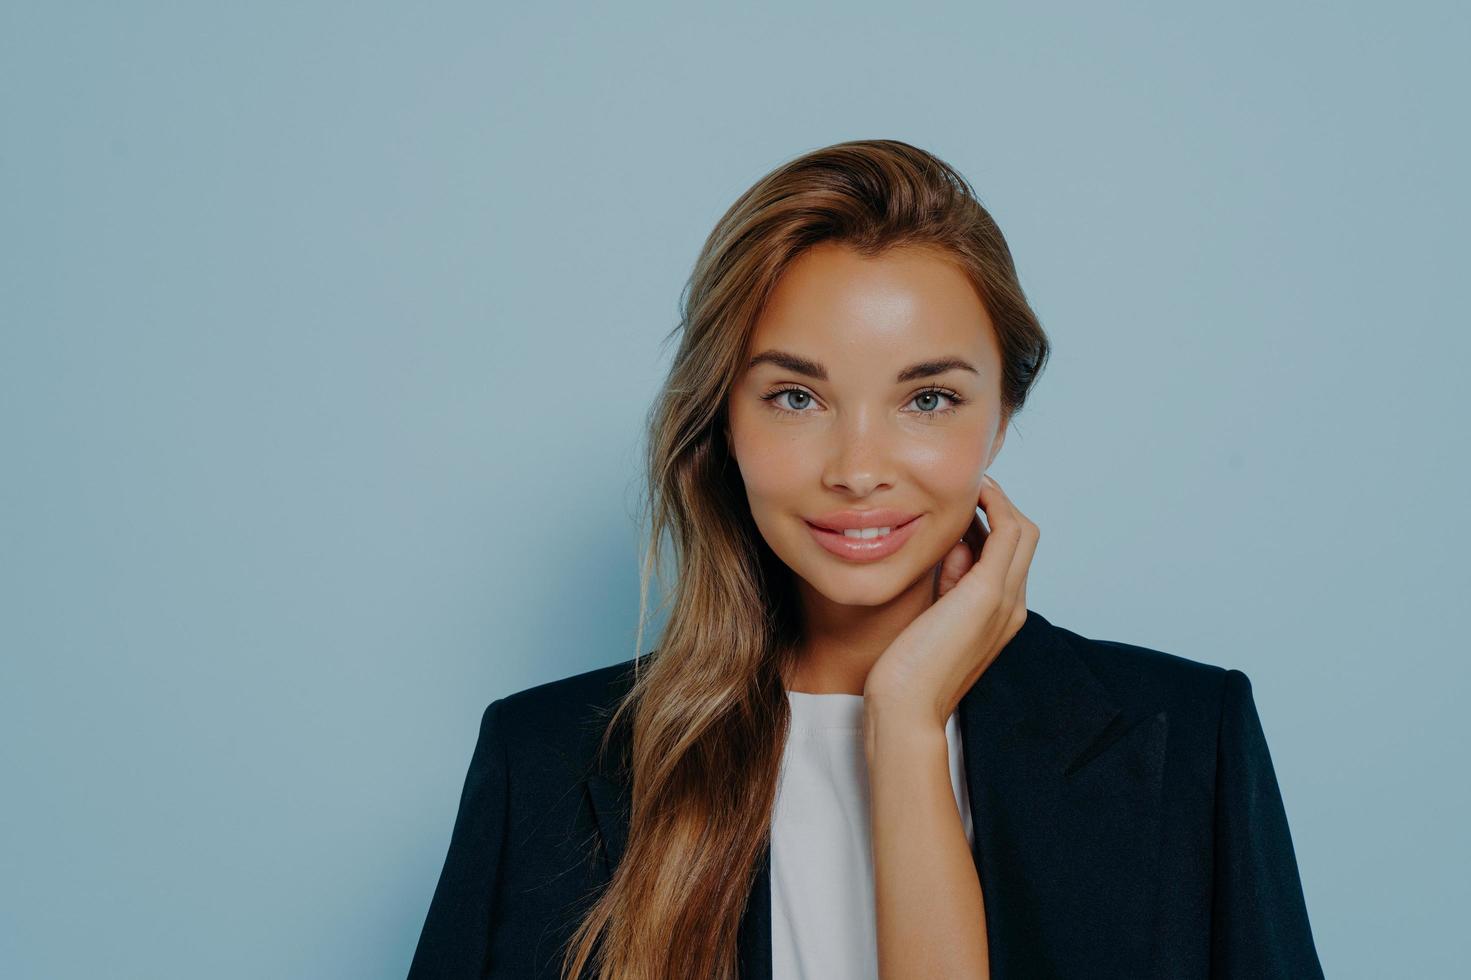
[{"left": 863, "top": 695, "right": 949, "bottom": 762}]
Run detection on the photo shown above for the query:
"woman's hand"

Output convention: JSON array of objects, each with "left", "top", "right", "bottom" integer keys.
[{"left": 863, "top": 473, "right": 1040, "bottom": 728}]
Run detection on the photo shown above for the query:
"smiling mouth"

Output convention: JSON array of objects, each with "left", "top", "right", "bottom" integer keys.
[{"left": 802, "top": 514, "right": 924, "bottom": 562}]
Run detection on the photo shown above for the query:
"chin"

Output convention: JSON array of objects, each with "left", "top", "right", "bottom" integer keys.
[{"left": 798, "top": 560, "right": 932, "bottom": 608}]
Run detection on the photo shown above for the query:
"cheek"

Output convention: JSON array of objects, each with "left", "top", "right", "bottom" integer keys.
[
  {"left": 908, "top": 442, "right": 989, "bottom": 543},
  {"left": 741, "top": 461, "right": 802, "bottom": 508},
  {"left": 730, "top": 425, "right": 807, "bottom": 504},
  {"left": 735, "top": 446, "right": 815, "bottom": 566},
  {"left": 909, "top": 439, "right": 988, "bottom": 497}
]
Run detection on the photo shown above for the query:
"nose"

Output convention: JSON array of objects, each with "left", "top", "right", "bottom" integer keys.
[{"left": 821, "top": 407, "right": 895, "bottom": 497}]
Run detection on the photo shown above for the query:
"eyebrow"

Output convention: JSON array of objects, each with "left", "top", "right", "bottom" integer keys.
[{"left": 745, "top": 349, "right": 980, "bottom": 383}]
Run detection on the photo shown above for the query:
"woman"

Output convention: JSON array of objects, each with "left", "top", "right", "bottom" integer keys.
[{"left": 408, "top": 140, "right": 1324, "bottom": 980}]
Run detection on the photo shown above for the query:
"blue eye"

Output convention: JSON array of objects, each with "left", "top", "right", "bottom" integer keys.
[
  {"left": 764, "top": 388, "right": 815, "bottom": 413},
  {"left": 911, "top": 390, "right": 953, "bottom": 414},
  {"left": 906, "top": 389, "right": 965, "bottom": 416}
]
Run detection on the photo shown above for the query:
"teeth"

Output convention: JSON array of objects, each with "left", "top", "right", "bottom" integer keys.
[{"left": 842, "top": 526, "right": 892, "bottom": 539}]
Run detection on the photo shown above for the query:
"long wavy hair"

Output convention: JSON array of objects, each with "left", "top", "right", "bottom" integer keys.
[{"left": 559, "top": 139, "right": 1051, "bottom": 980}]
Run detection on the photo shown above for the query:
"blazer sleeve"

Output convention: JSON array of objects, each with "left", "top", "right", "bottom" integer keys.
[
  {"left": 408, "top": 698, "right": 510, "bottom": 979},
  {"left": 1209, "top": 669, "right": 1325, "bottom": 978}
]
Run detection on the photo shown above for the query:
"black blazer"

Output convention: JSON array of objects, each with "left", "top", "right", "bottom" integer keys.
[{"left": 408, "top": 608, "right": 1325, "bottom": 979}]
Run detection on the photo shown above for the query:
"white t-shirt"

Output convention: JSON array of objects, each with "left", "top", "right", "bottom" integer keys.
[{"left": 769, "top": 690, "right": 974, "bottom": 980}]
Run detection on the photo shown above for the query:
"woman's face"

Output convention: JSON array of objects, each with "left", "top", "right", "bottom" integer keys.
[{"left": 726, "top": 241, "right": 1009, "bottom": 610}]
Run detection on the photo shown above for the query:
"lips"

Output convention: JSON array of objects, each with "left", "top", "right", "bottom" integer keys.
[
  {"left": 803, "top": 513, "right": 924, "bottom": 563},
  {"left": 805, "top": 509, "right": 922, "bottom": 532}
]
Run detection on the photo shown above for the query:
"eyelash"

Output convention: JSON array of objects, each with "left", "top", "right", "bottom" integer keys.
[{"left": 759, "top": 385, "right": 968, "bottom": 419}]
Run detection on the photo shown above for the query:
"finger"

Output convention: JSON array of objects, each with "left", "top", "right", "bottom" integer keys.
[
  {"left": 958, "top": 476, "right": 1023, "bottom": 601},
  {"left": 1002, "top": 512, "right": 1040, "bottom": 607},
  {"left": 982, "top": 474, "right": 1040, "bottom": 612},
  {"left": 975, "top": 475, "right": 1024, "bottom": 564}
]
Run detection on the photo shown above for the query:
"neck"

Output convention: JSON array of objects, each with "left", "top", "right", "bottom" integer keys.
[{"left": 785, "top": 566, "right": 937, "bottom": 695}]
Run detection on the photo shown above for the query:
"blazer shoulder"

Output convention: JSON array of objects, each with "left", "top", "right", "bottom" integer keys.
[
  {"left": 1050, "top": 622, "right": 1232, "bottom": 721},
  {"left": 491, "top": 654, "right": 645, "bottom": 765}
]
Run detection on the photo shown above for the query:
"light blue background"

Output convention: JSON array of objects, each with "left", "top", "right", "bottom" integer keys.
[{"left": 3, "top": 2, "right": 1465, "bottom": 977}]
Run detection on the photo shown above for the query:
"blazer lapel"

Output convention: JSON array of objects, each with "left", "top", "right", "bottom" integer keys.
[
  {"left": 959, "top": 608, "right": 1168, "bottom": 979},
  {"left": 586, "top": 768, "right": 629, "bottom": 884},
  {"left": 585, "top": 607, "right": 1168, "bottom": 980}
]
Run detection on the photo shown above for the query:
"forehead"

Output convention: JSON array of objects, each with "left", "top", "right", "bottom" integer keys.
[{"left": 747, "top": 242, "right": 999, "bottom": 368}]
